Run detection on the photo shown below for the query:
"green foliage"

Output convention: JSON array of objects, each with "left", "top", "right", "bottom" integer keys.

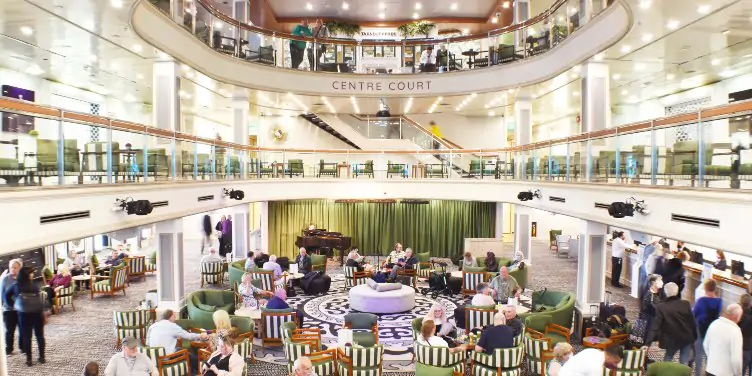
[
  {"left": 397, "top": 20, "right": 436, "bottom": 38},
  {"left": 324, "top": 21, "right": 361, "bottom": 38}
]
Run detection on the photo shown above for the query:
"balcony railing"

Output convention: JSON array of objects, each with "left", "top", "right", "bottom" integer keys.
[
  {"left": 0, "top": 97, "right": 751, "bottom": 190},
  {"left": 146, "top": 0, "right": 613, "bottom": 74}
]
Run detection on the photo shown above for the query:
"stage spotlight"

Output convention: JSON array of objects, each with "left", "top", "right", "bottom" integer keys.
[
  {"left": 223, "top": 189, "right": 245, "bottom": 200},
  {"left": 113, "top": 198, "right": 153, "bottom": 215},
  {"left": 517, "top": 189, "right": 541, "bottom": 202},
  {"left": 608, "top": 197, "right": 649, "bottom": 218}
]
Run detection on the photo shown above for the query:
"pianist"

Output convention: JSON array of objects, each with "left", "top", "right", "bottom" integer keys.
[
  {"left": 382, "top": 243, "right": 406, "bottom": 269},
  {"left": 308, "top": 222, "right": 316, "bottom": 231},
  {"left": 296, "top": 247, "right": 313, "bottom": 274}
]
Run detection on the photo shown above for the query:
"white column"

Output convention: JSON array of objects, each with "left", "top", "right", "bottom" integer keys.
[
  {"left": 153, "top": 57, "right": 181, "bottom": 179},
  {"left": 514, "top": 205, "right": 532, "bottom": 263},
  {"left": 580, "top": 61, "right": 611, "bottom": 132},
  {"left": 494, "top": 202, "right": 505, "bottom": 238},
  {"left": 576, "top": 220, "right": 608, "bottom": 309},
  {"left": 513, "top": 0, "right": 531, "bottom": 50},
  {"left": 514, "top": 91, "right": 532, "bottom": 180},
  {"left": 231, "top": 204, "right": 250, "bottom": 260},
  {"left": 260, "top": 201, "right": 269, "bottom": 254},
  {"left": 156, "top": 219, "right": 185, "bottom": 312},
  {"left": 232, "top": 90, "right": 250, "bottom": 146}
]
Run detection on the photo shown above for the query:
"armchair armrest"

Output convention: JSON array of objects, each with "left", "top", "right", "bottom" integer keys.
[
  {"left": 308, "top": 347, "right": 337, "bottom": 361},
  {"left": 545, "top": 323, "right": 571, "bottom": 342},
  {"left": 90, "top": 274, "right": 109, "bottom": 281},
  {"left": 525, "top": 327, "right": 545, "bottom": 338},
  {"left": 198, "top": 348, "right": 212, "bottom": 363},
  {"left": 336, "top": 347, "right": 351, "bottom": 364}
]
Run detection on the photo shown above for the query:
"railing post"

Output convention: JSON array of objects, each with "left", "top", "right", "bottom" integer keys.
[
  {"left": 697, "top": 110, "right": 705, "bottom": 188},
  {"left": 106, "top": 121, "right": 113, "bottom": 184},
  {"left": 57, "top": 113, "right": 64, "bottom": 185},
  {"left": 615, "top": 133, "right": 621, "bottom": 183},
  {"left": 650, "top": 121, "right": 657, "bottom": 186},
  {"left": 565, "top": 142, "right": 571, "bottom": 181}
]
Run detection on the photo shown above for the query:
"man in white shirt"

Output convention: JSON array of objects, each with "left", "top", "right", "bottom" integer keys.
[
  {"left": 611, "top": 231, "right": 630, "bottom": 288},
  {"left": 200, "top": 247, "right": 222, "bottom": 264},
  {"left": 382, "top": 243, "right": 405, "bottom": 268},
  {"left": 147, "top": 309, "right": 208, "bottom": 353},
  {"left": 105, "top": 336, "right": 158, "bottom": 376},
  {"left": 419, "top": 46, "right": 436, "bottom": 72},
  {"left": 559, "top": 346, "right": 624, "bottom": 376},
  {"left": 263, "top": 255, "right": 285, "bottom": 287},
  {"left": 704, "top": 303, "right": 744, "bottom": 376},
  {"left": 471, "top": 283, "right": 496, "bottom": 306}
]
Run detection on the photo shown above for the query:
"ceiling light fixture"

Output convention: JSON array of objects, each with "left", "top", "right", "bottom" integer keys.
[
  {"left": 620, "top": 45, "right": 631, "bottom": 53},
  {"left": 342, "top": 2, "right": 349, "bottom": 10},
  {"left": 711, "top": 58, "right": 720, "bottom": 66},
  {"left": 379, "top": 12, "right": 385, "bottom": 19},
  {"left": 612, "top": 73, "right": 621, "bottom": 80},
  {"left": 719, "top": 69, "right": 734, "bottom": 78},
  {"left": 641, "top": 33, "right": 653, "bottom": 42},
  {"left": 638, "top": 0, "right": 651, "bottom": 9},
  {"left": 20, "top": 26, "right": 33, "bottom": 36},
  {"left": 666, "top": 73, "right": 675, "bottom": 80},
  {"left": 621, "top": 89, "right": 628, "bottom": 95},
  {"left": 25, "top": 65, "right": 44, "bottom": 76},
  {"left": 306, "top": 2, "right": 313, "bottom": 10},
  {"left": 137, "top": 73, "right": 144, "bottom": 80},
  {"left": 413, "top": 13, "right": 419, "bottom": 19},
  {"left": 132, "top": 44, "right": 142, "bottom": 52},
  {"left": 111, "top": 0, "right": 123, "bottom": 8},
  {"left": 488, "top": 111, "right": 496, "bottom": 117},
  {"left": 697, "top": 5, "right": 710, "bottom": 14},
  {"left": 594, "top": 53, "right": 604, "bottom": 61},
  {"left": 722, "top": 29, "right": 730, "bottom": 35},
  {"left": 502, "top": 1, "right": 510, "bottom": 8},
  {"left": 213, "top": 21, "right": 223, "bottom": 29},
  {"left": 450, "top": 3, "right": 458, "bottom": 10},
  {"left": 666, "top": 19, "right": 679, "bottom": 30},
  {"left": 491, "top": 17, "right": 499, "bottom": 23},
  {"left": 415, "top": 2, "right": 422, "bottom": 10}
]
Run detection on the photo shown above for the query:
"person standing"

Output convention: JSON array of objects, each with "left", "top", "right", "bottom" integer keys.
[
  {"left": 704, "top": 303, "right": 744, "bottom": 376},
  {"left": 0, "top": 259, "right": 23, "bottom": 355},
  {"left": 611, "top": 231, "right": 629, "bottom": 288},
  {"left": 639, "top": 274, "right": 664, "bottom": 345},
  {"left": 221, "top": 216, "right": 233, "bottom": 258},
  {"left": 489, "top": 266, "right": 521, "bottom": 303},
  {"left": 429, "top": 121, "right": 443, "bottom": 149},
  {"left": 5, "top": 266, "right": 46, "bottom": 366},
  {"left": 419, "top": 46, "right": 436, "bottom": 72},
  {"left": 692, "top": 279, "right": 724, "bottom": 376},
  {"left": 201, "top": 214, "right": 213, "bottom": 254},
  {"left": 290, "top": 19, "right": 312, "bottom": 69},
  {"left": 216, "top": 215, "right": 226, "bottom": 257},
  {"left": 307, "top": 19, "right": 329, "bottom": 70},
  {"left": 738, "top": 294, "right": 752, "bottom": 375},
  {"left": 643, "top": 282, "right": 696, "bottom": 365}
]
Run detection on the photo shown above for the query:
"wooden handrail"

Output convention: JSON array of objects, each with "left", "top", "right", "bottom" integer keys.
[{"left": 0, "top": 96, "right": 751, "bottom": 155}]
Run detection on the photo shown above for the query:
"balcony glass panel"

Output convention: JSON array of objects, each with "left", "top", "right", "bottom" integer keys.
[
  {"left": 617, "top": 130, "right": 653, "bottom": 186},
  {"left": 656, "top": 123, "right": 700, "bottom": 188},
  {"left": 702, "top": 115, "right": 752, "bottom": 190},
  {"left": 591, "top": 136, "right": 617, "bottom": 184}
]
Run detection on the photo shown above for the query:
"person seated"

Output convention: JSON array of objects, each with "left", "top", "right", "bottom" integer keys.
[
  {"left": 503, "top": 305, "right": 524, "bottom": 337},
  {"left": 104, "top": 248, "right": 126, "bottom": 267},
  {"left": 424, "top": 302, "right": 455, "bottom": 339},
  {"left": 63, "top": 250, "right": 85, "bottom": 276},
  {"left": 454, "top": 282, "right": 495, "bottom": 329},
  {"left": 295, "top": 248, "right": 313, "bottom": 274},
  {"left": 104, "top": 336, "right": 157, "bottom": 376},
  {"left": 489, "top": 266, "right": 521, "bottom": 303},
  {"left": 207, "top": 310, "right": 237, "bottom": 352},
  {"left": 42, "top": 264, "right": 72, "bottom": 312},
  {"left": 307, "top": 222, "right": 317, "bottom": 231},
  {"left": 548, "top": 342, "right": 574, "bottom": 376},
  {"left": 714, "top": 250, "right": 727, "bottom": 271},
  {"left": 266, "top": 288, "right": 304, "bottom": 325},
  {"left": 559, "top": 345, "right": 624, "bottom": 375},
  {"left": 201, "top": 247, "right": 223, "bottom": 264},
  {"left": 201, "top": 335, "right": 244, "bottom": 376},
  {"left": 254, "top": 249, "right": 270, "bottom": 269},
  {"left": 484, "top": 251, "right": 499, "bottom": 273},
  {"left": 382, "top": 243, "right": 405, "bottom": 269},
  {"left": 244, "top": 251, "right": 254, "bottom": 271},
  {"left": 417, "top": 320, "right": 470, "bottom": 352},
  {"left": 474, "top": 312, "right": 515, "bottom": 354},
  {"left": 346, "top": 248, "right": 373, "bottom": 273},
  {"left": 461, "top": 251, "right": 477, "bottom": 270},
  {"left": 237, "top": 272, "right": 273, "bottom": 310},
  {"left": 293, "top": 356, "right": 317, "bottom": 376},
  {"left": 389, "top": 248, "right": 418, "bottom": 281},
  {"left": 146, "top": 309, "right": 209, "bottom": 371},
  {"left": 83, "top": 361, "right": 100, "bottom": 376},
  {"left": 262, "top": 255, "right": 285, "bottom": 287}
]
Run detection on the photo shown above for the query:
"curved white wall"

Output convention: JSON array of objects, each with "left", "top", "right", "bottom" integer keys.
[
  {"left": 129, "top": 0, "right": 632, "bottom": 97},
  {"left": 1, "top": 180, "right": 750, "bottom": 257}
]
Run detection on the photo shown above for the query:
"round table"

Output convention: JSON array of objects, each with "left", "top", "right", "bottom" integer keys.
[
  {"left": 71, "top": 275, "right": 90, "bottom": 293},
  {"left": 349, "top": 284, "right": 415, "bottom": 314},
  {"left": 582, "top": 336, "right": 613, "bottom": 350},
  {"left": 450, "top": 271, "right": 462, "bottom": 278},
  {"left": 234, "top": 307, "right": 262, "bottom": 320}
]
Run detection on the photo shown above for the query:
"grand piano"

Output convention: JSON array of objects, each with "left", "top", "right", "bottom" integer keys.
[{"left": 295, "top": 229, "right": 352, "bottom": 264}]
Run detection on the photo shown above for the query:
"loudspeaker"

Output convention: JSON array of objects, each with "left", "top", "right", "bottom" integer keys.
[
  {"left": 608, "top": 202, "right": 634, "bottom": 218},
  {"left": 126, "top": 200, "right": 153, "bottom": 215}
]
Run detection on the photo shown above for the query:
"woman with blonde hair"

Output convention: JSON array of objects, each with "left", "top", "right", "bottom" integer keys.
[
  {"left": 423, "top": 302, "right": 455, "bottom": 338},
  {"left": 201, "top": 334, "right": 244, "bottom": 376},
  {"left": 547, "top": 342, "right": 574, "bottom": 375},
  {"left": 417, "top": 320, "right": 468, "bottom": 352},
  {"left": 237, "top": 272, "right": 273, "bottom": 310},
  {"left": 208, "top": 310, "right": 236, "bottom": 352}
]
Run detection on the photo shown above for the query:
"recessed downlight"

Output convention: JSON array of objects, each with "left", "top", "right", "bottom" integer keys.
[
  {"left": 20, "top": 26, "right": 33, "bottom": 36},
  {"left": 666, "top": 19, "right": 679, "bottom": 29}
]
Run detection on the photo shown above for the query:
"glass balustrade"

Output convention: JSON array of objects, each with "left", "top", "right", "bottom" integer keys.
[{"left": 143, "top": 0, "right": 610, "bottom": 75}]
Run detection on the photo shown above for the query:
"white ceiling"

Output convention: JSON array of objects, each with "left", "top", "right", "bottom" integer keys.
[{"left": 262, "top": 0, "right": 499, "bottom": 22}]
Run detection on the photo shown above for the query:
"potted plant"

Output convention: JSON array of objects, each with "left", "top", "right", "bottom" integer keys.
[{"left": 413, "top": 21, "right": 436, "bottom": 38}]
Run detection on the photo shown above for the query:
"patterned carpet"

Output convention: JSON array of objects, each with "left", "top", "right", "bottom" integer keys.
[{"left": 4, "top": 238, "right": 647, "bottom": 375}]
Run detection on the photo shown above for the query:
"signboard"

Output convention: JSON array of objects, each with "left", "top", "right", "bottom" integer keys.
[
  {"left": 331, "top": 80, "right": 433, "bottom": 93},
  {"left": 358, "top": 28, "right": 400, "bottom": 40}
]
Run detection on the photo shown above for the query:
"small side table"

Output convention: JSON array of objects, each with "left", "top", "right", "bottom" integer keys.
[
  {"left": 337, "top": 163, "right": 350, "bottom": 178},
  {"left": 411, "top": 164, "right": 426, "bottom": 178},
  {"left": 582, "top": 336, "right": 613, "bottom": 350}
]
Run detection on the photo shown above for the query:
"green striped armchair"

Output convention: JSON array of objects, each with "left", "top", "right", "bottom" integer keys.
[
  {"left": 113, "top": 309, "right": 151, "bottom": 347},
  {"left": 614, "top": 349, "right": 646, "bottom": 376},
  {"left": 343, "top": 266, "right": 370, "bottom": 288},
  {"left": 146, "top": 251, "right": 157, "bottom": 273},
  {"left": 125, "top": 256, "right": 146, "bottom": 284},
  {"left": 52, "top": 284, "right": 75, "bottom": 313},
  {"left": 470, "top": 345, "right": 524, "bottom": 376},
  {"left": 416, "top": 252, "right": 432, "bottom": 278},
  {"left": 336, "top": 344, "right": 385, "bottom": 376},
  {"left": 90, "top": 264, "right": 128, "bottom": 299},
  {"left": 462, "top": 268, "right": 489, "bottom": 297},
  {"left": 200, "top": 261, "right": 225, "bottom": 288},
  {"left": 414, "top": 342, "right": 465, "bottom": 374},
  {"left": 261, "top": 308, "right": 297, "bottom": 351},
  {"left": 251, "top": 269, "right": 275, "bottom": 291},
  {"left": 283, "top": 338, "right": 337, "bottom": 376},
  {"left": 465, "top": 306, "right": 496, "bottom": 332},
  {"left": 139, "top": 346, "right": 191, "bottom": 376},
  {"left": 523, "top": 329, "right": 552, "bottom": 376}
]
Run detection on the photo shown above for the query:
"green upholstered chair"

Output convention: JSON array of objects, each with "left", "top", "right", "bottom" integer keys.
[
  {"left": 646, "top": 362, "right": 691, "bottom": 376},
  {"left": 417, "top": 251, "right": 432, "bottom": 278},
  {"left": 228, "top": 259, "right": 247, "bottom": 289},
  {"left": 90, "top": 263, "right": 127, "bottom": 299},
  {"left": 200, "top": 261, "right": 225, "bottom": 288},
  {"left": 82, "top": 141, "right": 121, "bottom": 176},
  {"left": 251, "top": 269, "right": 275, "bottom": 291},
  {"left": 595, "top": 151, "right": 617, "bottom": 181},
  {"left": 669, "top": 141, "right": 700, "bottom": 176},
  {"left": 283, "top": 338, "right": 337, "bottom": 376},
  {"left": 135, "top": 148, "right": 169, "bottom": 179},
  {"left": 470, "top": 344, "right": 524, "bottom": 376},
  {"left": 387, "top": 160, "right": 407, "bottom": 178},
  {"left": 519, "top": 290, "right": 576, "bottom": 330},
  {"left": 336, "top": 344, "right": 384, "bottom": 376},
  {"left": 475, "top": 256, "right": 506, "bottom": 273},
  {"left": 311, "top": 254, "right": 327, "bottom": 273},
  {"left": 286, "top": 159, "right": 304, "bottom": 177},
  {"left": 124, "top": 256, "right": 146, "bottom": 284},
  {"left": 465, "top": 305, "right": 496, "bottom": 331},
  {"left": 146, "top": 251, "right": 157, "bottom": 274},
  {"left": 354, "top": 160, "right": 374, "bottom": 178},
  {"left": 343, "top": 266, "right": 369, "bottom": 288},
  {"left": 281, "top": 320, "right": 323, "bottom": 349},
  {"left": 615, "top": 349, "right": 647, "bottom": 376},
  {"left": 260, "top": 307, "right": 297, "bottom": 351},
  {"left": 461, "top": 266, "right": 489, "bottom": 297},
  {"left": 426, "top": 163, "right": 447, "bottom": 178},
  {"left": 113, "top": 309, "right": 151, "bottom": 347},
  {"left": 230, "top": 315, "right": 254, "bottom": 336},
  {"left": 415, "top": 362, "right": 455, "bottom": 376},
  {"left": 469, "top": 159, "right": 482, "bottom": 177},
  {"left": 524, "top": 314, "right": 570, "bottom": 345},
  {"left": 318, "top": 159, "right": 337, "bottom": 177},
  {"left": 36, "top": 138, "right": 80, "bottom": 173},
  {"left": 414, "top": 342, "right": 465, "bottom": 375},
  {"left": 344, "top": 313, "right": 378, "bottom": 347},
  {"left": 52, "top": 284, "right": 75, "bottom": 313},
  {"left": 139, "top": 346, "right": 191, "bottom": 376},
  {"left": 523, "top": 329, "right": 553, "bottom": 375},
  {"left": 186, "top": 290, "right": 236, "bottom": 329}
]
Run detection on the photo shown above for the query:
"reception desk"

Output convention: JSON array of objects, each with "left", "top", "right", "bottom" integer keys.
[{"left": 606, "top": 241, "right": 750, "bottom": 306}]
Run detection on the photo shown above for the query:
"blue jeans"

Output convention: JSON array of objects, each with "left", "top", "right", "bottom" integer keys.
[
  {"left": 694, "top": 337, "right": 705, "bottom": 376},
  {"left": 664, "top": 344, "right": 693, "bottom": 365},
  {"left": 743, "top": 350, "right": 752, "bottom": 376}
]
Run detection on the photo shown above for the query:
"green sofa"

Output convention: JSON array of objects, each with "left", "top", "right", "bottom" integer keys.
[
  {"left": 647, "top": 362, "right": 691, "bottom": 376},
  {"left": 229, "top": 259, "right": 247, "bottom": 289},
  {"left": 475, "top": 256, "right": 529, "bottom": 290},
  {"left": 186, "top": 289, "right": 236, "bottom": 329},
  {"left": 519, "top": 290, "right": 575, "bottom": 330}
]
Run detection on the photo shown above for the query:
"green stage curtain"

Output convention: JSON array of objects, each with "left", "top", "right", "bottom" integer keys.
[{"left": 268, "top": 200, "right": 495, "bottom": 259}]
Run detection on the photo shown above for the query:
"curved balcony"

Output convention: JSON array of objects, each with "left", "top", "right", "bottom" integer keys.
[{"left": 130, "top": 0, "right": 632, "bottom": 96}]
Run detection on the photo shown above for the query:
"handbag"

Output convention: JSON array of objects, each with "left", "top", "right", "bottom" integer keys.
[
  {"left": 630, "top": 313, "right": 649, "bottom": 344},
  {"left": 14, "top": 292, "right": 44, "bottom": 313}
]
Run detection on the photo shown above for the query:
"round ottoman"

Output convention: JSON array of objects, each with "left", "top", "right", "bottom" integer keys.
[{"left": 349, "top": 284, "right": 416, "bottom": 314}]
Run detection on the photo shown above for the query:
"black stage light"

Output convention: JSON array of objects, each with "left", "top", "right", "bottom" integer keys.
[
  {"left": 518, "top": 191, "right": 534, "bottom": 201},
  {"left": 126, "top": 200, "right": 153, "bottom": 215},
  {"left": 224, "top": 188, "right": 245, "bottom": 200},
  {"left": 608, "top": 202, "right": 634, "bottom": 218}
]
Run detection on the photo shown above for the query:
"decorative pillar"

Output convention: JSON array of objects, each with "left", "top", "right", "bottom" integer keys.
[
  {"left": 495, "top": 202, "right": 505, "bottom": 238},
  {"left": 514, "top": 90, "right": 532, "bottom": 180},
  {"left": 260, "top": 201, "right": 269, "bottom": 254},
  {"left": 580, "top": 62, "right": 611, "bottom": 133},
  {"left": 156, "top": 219, "right": 185, "bottom": 311},
  {"left": 514, "top": 205, "right": 532, "bottom": 263},
  {"left": 231, "top": 204, "right": 250, "bottom": 260},
  {"left": 153, "top": 57, "right": 181, "bottom": 179},
  {"left": 576, "top": 220, "right": 608, "bottom": 309},
  {"left": 513, "top": 0, "right": 531, "bottom": 50},
  {"left": 232, "top": 89, "right": 250, "bottom": 179}
]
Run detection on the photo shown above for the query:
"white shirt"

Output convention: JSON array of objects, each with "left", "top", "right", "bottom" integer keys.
[
  {"left": 611, "top": 237, "right": 630, "bottom": 258},
  {"left": 146, "top": 320, "right": 202, "bottom": 354},
  {"left": 201, "top": 253, "right": 223, "bottom": 263},
  {"left": 420, "top": 50, "right": 436, "bottom": 65},
  {"left": 559, "top": 348, "right": 605, "bottom": 376},
  {"left": 704, "top": 316, "right": 743, "bottom": 376},
  {"left": 104, "top": 352, "right": 157, "bottom": 376},
  {"left": 417, "top": 335, "right": 448, "bottom": 347},
  {"left": 471, "top": 294, "right": 496, "bottom": 306}
]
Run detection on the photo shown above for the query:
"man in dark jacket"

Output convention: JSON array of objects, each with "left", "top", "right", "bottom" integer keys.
[
  {"left": 388, "top": 247, "right": 418, "bottom": 281},
  {"left": 739, "top": 294, "right": 752, "bottom": 375},
  {"left": 644, "top": 282, "right": 697, "bottom": 365},
  {"left": 295, "top": 247, "right": 312, "bottom": 274}
]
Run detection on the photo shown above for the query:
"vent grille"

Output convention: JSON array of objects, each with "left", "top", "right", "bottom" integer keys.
[
  {"left": 671, "top": 214, "right": 720, "bottom": 228},
  {"left": 594, "top": 202, "right": 611, "bottom": 210},
  {"left": 549, "top": 196, "right": 566, "bottom": 203},
  {"left": 152, "top": 201, "right": 169, "bottom": 208},
  {"left": 40, "top": 210, "right": 90, "bottom": 224},
  {"left": 198, "top": 195, "right": 214, "bottom": 202}
]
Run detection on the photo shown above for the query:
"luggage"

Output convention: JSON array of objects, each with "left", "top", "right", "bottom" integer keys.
[
  {"left": 447, "top": 276, "right": 462, "bottom": 294},
  {"left": 428, "top": 272, "right": 446, "bottom": 290},
  {"left": 301, "top": 272, "right": 331, "bottom": 295}
]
